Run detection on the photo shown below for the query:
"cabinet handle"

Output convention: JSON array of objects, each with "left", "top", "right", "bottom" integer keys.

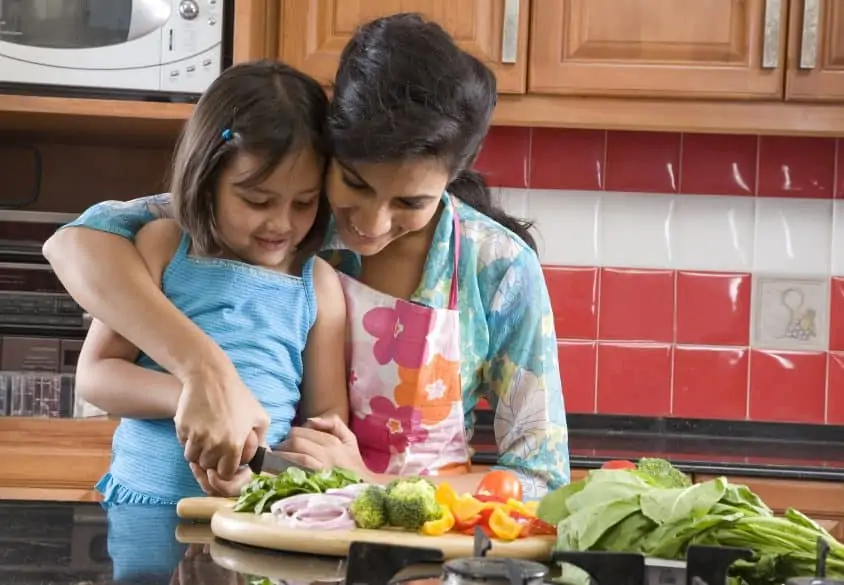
[
  {"left": 799, "top": 0, "right": 820, "bottom": 69},
  {"left": 501, "top": 0, "right": 520, "bottom": 64},
  {"left": 762, "top": 0, "right": 783, "bottom": 69}
]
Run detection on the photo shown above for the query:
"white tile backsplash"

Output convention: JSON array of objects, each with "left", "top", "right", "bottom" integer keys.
[
  {"left": 668, "top": 194, "right": 755, "bottom": 272},
  {"left": 599, "top": 191, "right": 673, "bottom": 269},
  {"left": 831, "top": 200, "right": 844, "bottom": 277},
  {"left": 753, "top": 198, "right": 833, "bottom": 276},
  {"left": 528, "top": 189, "right": 600, "bottom": 266}
]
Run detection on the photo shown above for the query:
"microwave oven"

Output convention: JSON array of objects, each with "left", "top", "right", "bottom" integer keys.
[{"left": 0, "top": 0, "right": 230, "bottom": 98}]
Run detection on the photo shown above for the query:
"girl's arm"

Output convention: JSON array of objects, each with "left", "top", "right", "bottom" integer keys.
[
  {"left": 75, "top": 220, "right": 184, "bottom": 418},
  {"left": 299, "top": 258, "right": 350, "bottom": 424},
  {"left": 479, "top": 245, "right": 571, "bottom": 500},
  {"left": 42, "top": 197, "right": 269, "bottom": 478}
]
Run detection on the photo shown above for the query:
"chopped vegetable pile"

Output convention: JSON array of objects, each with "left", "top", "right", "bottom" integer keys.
[
  {"left": 537, "top": 458, "right": 844, "bottom": 585},
  {"left": 234, "top": 467, "right": 362, "bottom": 514}
]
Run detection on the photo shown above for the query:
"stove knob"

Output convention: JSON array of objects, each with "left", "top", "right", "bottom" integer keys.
[{"left": 178, "top": 0, "right": 199, "bottom": 20}]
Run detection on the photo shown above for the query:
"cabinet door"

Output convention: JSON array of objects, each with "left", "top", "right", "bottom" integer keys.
[
  {"left": 786, "top": 0, "right": 844, "bottom": 101},
  {"left": 278, "top": 0, "right": 529, "bottom": 94},
  {"left": 232, "top": 0, "right": 280, "bottom": 63},
  {"left": 529, "top": 0, "right": 787, "bottom": 99}
]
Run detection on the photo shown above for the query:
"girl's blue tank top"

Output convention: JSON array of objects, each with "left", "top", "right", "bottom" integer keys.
[{"left": 98, "top": 232, "right": 316, "bottom": 505}]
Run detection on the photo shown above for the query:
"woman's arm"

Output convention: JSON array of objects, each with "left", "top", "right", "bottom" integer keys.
[
  {"left": 75, "top": 219, "right": 184, "bottom": 418},
  {"left": 299, "top": 258, "right": 350, "bottom": 424},
  {"left": 479, "top": 245, "right": 571, "bottom": 500},
  {"left": 42, "top": 197, "right": 269, "bottom": 478},
  {"left": 42, "top": 196, "right": 224, "bottom": 380}
]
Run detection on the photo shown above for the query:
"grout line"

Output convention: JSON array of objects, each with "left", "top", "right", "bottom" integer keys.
[
  {"left": 593, "top": 268, "right": 602, "bottom": 414},
  {"left": 669, "top": 269, "right": 678, "bottom": 415}
]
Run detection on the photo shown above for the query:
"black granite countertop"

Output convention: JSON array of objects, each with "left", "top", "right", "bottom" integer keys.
[
  {"left": 1, "top": 499, "right": 364, "bottom": 585},
  {"left": 472, "top": 414, "right": 844, "bottom": 481}
]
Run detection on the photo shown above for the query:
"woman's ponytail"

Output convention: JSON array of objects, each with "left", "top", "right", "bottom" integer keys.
[{"left": 448, "top": 169, "right": 537, "bottom": 252}]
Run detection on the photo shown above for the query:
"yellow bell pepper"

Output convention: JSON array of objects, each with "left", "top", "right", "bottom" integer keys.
[
  {"left": 435, "top": 482, "right": 458, "bottom": 508},
  {"left": 451, "top": 494, "right": 486, "bottom": 522},
  {"left": 523, "top": 501, "right": 539, "bottom": 514},
  {"left": 488, "top": 507, "right": 522, "bottom": 541},
  {"left": 421, "top": 504, "right": 455, "bottom": 536},
  {"left": 506, "top": 498, "right": 535, "bottom": 517}
]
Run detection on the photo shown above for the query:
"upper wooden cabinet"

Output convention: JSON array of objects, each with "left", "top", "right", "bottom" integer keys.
[
  {"left": 786, "top": 0, "right": 844, "bottom": 101},
  {"left": 528, "top": 0, "right": 788, "bottom": 100},
  {"left": 277, "top": 0, "right": 530, "bottom": 94}
]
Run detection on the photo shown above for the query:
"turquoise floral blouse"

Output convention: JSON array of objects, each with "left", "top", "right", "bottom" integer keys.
[{"left": 64, "top": 192, "right": 571, "bottom": 498}]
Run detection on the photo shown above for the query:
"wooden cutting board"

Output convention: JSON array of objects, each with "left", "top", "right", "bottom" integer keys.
[
  {"left": 210, "top": 508, "right": 555, "bottom": 561},
  {"left": 176, "top": 496, "right": 234, "bottom": 521}
]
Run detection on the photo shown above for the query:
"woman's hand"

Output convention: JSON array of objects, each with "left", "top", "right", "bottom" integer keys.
[
  {"left": 175, "top": 367, "right": 269, "bottom": 480},
  {"left": 189, "top": 462, "right": 252, "bottom": 498},
  {"left": 276, "top": 415, "right": 370, "bottom": 478}
]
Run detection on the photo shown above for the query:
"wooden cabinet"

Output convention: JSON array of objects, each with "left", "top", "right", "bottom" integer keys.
[
  {"left": 696, "top": 474, "right": 844, "bottom": 541},
  {"left": 529, "top": 0, "right": 787, "bottom": 100},
  {"left": 786, "top": 0, "right": 844, "bottom": 101},
  {"left": 277, "top": 0, "right": 530, "bottom": 94}
]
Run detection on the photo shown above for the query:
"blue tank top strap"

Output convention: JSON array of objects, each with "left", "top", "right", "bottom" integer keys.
[{"left": 300, "top": 256, "right": 318, "bottom": 329}]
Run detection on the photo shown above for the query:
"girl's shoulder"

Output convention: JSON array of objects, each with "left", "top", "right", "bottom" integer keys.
[{"left": 135, "top": 219, "right": 184, "bottom": 286}]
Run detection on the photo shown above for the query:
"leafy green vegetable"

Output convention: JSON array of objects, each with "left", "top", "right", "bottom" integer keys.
[
  {"left": 538, "top": 459, "right": 844, "bottom": 585},
  {"left": 233, "top": 466, "right": 362, "bottom": 514}
]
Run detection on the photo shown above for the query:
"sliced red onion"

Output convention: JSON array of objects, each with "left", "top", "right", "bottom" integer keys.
[
  {"left": 325, "top": 483, "right": 375, "bottom": 500},
  {"left": 269, "top": 494, "right": 356, "bottom": 530}
]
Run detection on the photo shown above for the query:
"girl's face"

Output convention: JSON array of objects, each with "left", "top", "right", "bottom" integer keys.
[
  {"left": 215, "top": 149, "right": 322, "bottom": 269},
  {"left": 326, "top": 158, "right": 450, "bottom": 256}
]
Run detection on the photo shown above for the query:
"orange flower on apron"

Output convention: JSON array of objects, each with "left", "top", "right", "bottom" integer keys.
[{"left": 340, "top": 208, "right": 470, "bottom": 476}]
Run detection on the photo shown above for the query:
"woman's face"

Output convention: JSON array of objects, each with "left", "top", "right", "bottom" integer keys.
[{"left": 326, "top": 158, "right": 450, "bottom": 256}]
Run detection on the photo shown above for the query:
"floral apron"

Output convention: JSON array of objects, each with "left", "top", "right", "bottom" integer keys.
[{"left": 338, "top": 209, "right": 471, "bottom": 476}]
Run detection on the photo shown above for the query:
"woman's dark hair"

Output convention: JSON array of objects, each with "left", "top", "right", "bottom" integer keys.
[
  {"left": 327, "top": 13, "right": 536, "bottom": 251},
  {"left": 171, "top": 60, "right": 331, "bottom": 259}
]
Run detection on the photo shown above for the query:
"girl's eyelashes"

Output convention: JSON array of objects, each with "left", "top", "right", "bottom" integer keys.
[
  {"left": 293, "top": 198, "right": 318, "bottom": 209},
  {"left": 397, "top": 198, "right": 425, "bottom": 210}
]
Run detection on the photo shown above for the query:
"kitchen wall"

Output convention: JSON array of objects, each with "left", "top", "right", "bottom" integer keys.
[
  {"left": 2, "top": 129, "right": 842, "bottom": 425},
  {"left": 473, "top": 128, "right": 843, "bottom": 426}
]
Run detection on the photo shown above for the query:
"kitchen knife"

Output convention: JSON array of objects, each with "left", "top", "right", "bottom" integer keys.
[{"left": 247, "top": 446, "right": 300, "bottom": 475}]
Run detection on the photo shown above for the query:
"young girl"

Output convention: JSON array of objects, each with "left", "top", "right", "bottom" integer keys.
[{"left": 74, "top": 60, "right": 349, "bottom": 505}]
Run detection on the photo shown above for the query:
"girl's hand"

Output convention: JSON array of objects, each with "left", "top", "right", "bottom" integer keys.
[
  {"left": 189, "top": 462, "right": 252, "bottom": 498},
  {"left": 276, "top": 415, "right": 371, "bottom": 479}
]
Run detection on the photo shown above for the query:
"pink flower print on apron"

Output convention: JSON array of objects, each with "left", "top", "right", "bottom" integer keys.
[{"left": 338, "top": 208, "right": 470, "bottom": 477}]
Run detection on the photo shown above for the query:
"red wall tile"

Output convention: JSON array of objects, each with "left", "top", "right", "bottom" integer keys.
[
  {"left": 748, "top": 350, "right": 827, "bottom": 423},
  {"left": 599, "top": 268, "right": 675, "bottom": 342},
  {"left": 830, "top": 277, "right": 844, "bottom": 352},
  {"left": 557, "top": 341, "right": 597, "bottom": 413},
  {"left": 680, "top": 134, "right": 757, "bottom": 196},
  {"left": 672, "top": 347, "right": 748, "bottom": 420},
  {"left": 827, "top": 352, "right": 844, "bottom": 424},
  {"left": 530, "top": 129, "right": 605, "bottom": 191},
  {"left": 544, "top": 266, "right": 599, "bottom": 339},
  {"left": 596, "top": 342, "right": 672, "bottom": 416},
  {"left": 605, "top": 131, "right": 680, "bottom": 193},
  {"left": 675, "top": 271, "right": 751, "bottom": 346},
  {"left": 757, "top": 136, "right": 836, "bottom": 198},
  {"left": 474, "top": 126, "right": 531, "bottom": 188},
  {"left": 836, "top": 139, "right": 844, "bottom": 199}
]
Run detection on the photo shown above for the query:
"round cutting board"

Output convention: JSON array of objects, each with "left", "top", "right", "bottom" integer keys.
[
  {"left": 210, "top": 508, "right": 555, "bottom": 561},
  {"left": 176, "top": 497, "right": 234, "bottom": 521}
]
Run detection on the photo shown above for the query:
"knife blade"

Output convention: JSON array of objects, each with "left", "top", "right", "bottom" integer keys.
[{"left": 247, "top": 446, "right": 300, "bottom": 475}]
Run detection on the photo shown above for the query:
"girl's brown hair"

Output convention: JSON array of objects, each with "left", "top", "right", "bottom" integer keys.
[{"left": 171, "top": 60, "right": 330, "bottom": 259}]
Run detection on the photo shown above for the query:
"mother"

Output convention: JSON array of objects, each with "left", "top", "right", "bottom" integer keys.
[{"left": 43, "top": 13, "right": 570, "bottom": 498}]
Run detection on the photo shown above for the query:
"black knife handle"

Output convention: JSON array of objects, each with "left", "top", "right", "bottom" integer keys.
[{"left": 247, "top": 445, "right": 266, "bottom": 474}]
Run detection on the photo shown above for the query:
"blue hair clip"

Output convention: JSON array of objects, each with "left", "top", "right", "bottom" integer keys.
[{"left": 221, "top": 128, "right": 233, "bottom": 141}]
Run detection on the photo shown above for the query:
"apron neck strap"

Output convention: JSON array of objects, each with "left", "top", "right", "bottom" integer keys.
[{"left": 448, "top": 207, "right": 460, "bottom": 311}]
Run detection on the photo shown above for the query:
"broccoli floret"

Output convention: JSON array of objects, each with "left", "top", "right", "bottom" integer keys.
[
  {"left": 384, "top": 477, "right": 441, "bottom": 530},
  {"left": 636, "top": 457, "right": 692, "bottom": 489},
  {"left": 350, "top": 486, "right": 388, "bottom": 529}
]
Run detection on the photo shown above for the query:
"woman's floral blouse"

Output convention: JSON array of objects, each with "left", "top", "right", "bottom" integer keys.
[{"left": 64, "top": 192, "right": 571, "bottom": 498}]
